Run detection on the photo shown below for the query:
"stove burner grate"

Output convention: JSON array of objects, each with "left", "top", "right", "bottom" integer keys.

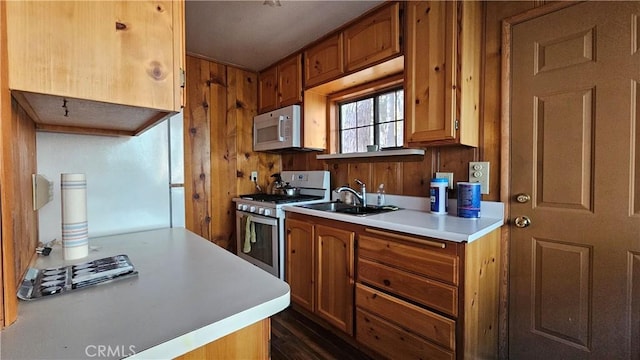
[{"left": 239, "top": 193, "right": 323, "bottom": 204}]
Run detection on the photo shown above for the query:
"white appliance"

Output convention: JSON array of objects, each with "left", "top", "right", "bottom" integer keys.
[
  {"left": 233, "top": 170, "right": 330, "bottom": 279},
  {"left": 253, "top": 105, "right": 301, "bottom": 151}
]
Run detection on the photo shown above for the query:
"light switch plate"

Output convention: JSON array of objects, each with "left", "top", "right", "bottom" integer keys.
[
  {"left": 435, "top": 172, "right": 454, "bottom": 189},
  {"left": 469, "top": 162, "right": 490, "bottom": 194},
  {"left": 32, "top": 174, "right": 53, "bottom": 210}
]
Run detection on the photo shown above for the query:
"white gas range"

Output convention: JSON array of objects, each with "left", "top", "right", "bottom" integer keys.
[{"left": 233, "top": 170, "right": 330, "bottom": 280}]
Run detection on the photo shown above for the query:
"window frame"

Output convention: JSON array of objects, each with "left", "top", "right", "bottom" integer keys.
[{"left": 327, "top": 74, "right": 405, "bottom": 154}]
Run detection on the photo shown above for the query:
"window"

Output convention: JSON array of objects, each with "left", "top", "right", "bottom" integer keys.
[{"left": 338, "top": 88, "right": 404, "bottom": 153}]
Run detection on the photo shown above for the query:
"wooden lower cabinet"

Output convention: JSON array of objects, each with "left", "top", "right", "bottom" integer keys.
[
  {"left": 176, "top": 318, "right": 270, "bottom": 359},
  {"left": 285, "top": 213, "right": 500, "bottom": 359},
  {"left": 356, "top": 284, "right": 455, "bottom": 358},
  {"left": 285, "top": 215, "right": 355, "bottom": 335},
  {"left": 356, "top": 228, "right": 500, "bottom": 360},
  {"left": 315, "top": 224, "right": 355, "bottom": 334},
  {"left": 356, "top": 309, "right": 453, "bottom": 360},
  {"left": 286, "top": 219, "right": 315, "bottom": 312}
]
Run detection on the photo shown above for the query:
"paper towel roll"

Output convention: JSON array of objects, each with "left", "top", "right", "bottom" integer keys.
[{"left": 61, "top": 173, "right": 89, "bottom": 260}]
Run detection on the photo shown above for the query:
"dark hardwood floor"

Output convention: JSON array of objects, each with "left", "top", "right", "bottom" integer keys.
[{"left": 271, "top": 308, "right": 374, "bottom": 360}]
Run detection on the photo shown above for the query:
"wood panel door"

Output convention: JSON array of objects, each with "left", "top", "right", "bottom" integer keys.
[
  {"left": 285, "top": 218, "right": 315, "bottom": 313},
  {"left": 507, "top": 2, "right": 640, "bottom": 358},
  {"left": 315, "top": 224, "right": 355, "bottom": 335}
]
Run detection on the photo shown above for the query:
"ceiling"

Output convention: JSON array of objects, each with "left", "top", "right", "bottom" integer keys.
[{"left": 185, "top": 0, "right": 383, "bottom": 72}]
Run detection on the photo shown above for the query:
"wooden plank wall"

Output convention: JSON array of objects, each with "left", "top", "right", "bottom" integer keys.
[
  {"left": 282, "top": 143, "right": 476, "bottom": 199},
  {"left": 184, "top": 55, "right": 281, "bottom": 250},
  {"left": 184, "top": 56, "right": 213, "bottom": 242}
]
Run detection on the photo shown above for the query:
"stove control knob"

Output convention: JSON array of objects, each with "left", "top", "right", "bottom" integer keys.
[
  {"left": 258, "top": 208, "right": 265, "bottom": 215},
  {"left": 264, "top": 209, "right": 272, "bottom": 216},
  {"left": 241, "top": 204, "right": 248, "bottom": 211},
  {"left": 249, "top": 206, "right": 256, "bottom": 213},
  {"left": 237, "top": 203, "right": 243, "bottom": 210}
]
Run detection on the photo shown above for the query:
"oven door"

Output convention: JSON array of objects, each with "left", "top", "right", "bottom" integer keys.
[{"left": 236, "top": 210, "right": 280, "bottom": 278}]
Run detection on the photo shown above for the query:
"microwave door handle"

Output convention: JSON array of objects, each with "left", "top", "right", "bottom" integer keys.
[{"left": 278, "top": 115, "right": 285, "bottom": 141}]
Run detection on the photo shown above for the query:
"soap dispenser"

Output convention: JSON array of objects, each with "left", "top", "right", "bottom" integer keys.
[{"left": 376, "top": 184, "right": 386, "bottom": 206}]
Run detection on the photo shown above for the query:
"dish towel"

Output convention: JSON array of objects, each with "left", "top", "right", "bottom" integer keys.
[{"left": 243, "top": 215, "right": 256, "bottom": 253}]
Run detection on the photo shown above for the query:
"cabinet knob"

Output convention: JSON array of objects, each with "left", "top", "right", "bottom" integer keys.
[{"left": 383, "top": 279, "right": 391, "bottom": 286}]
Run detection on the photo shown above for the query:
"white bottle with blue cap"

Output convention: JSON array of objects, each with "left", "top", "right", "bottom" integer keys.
[{"left": 430, "top": 178, "right": 448, "bottom": 214}]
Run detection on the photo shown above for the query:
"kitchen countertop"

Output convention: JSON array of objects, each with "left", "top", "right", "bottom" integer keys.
[
  {"left": 1, "top": 228, "right": 290, "bottom": 359},
  {"left": 284, "top": 195, "right": 505, "bottom": 242}
]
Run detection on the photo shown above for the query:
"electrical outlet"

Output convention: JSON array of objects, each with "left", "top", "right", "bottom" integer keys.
[
  {"left": 250, "top": 171, "right": 258, "bottom": 182},
  {"left": 469, "top": 162, "right": 490, "bottom": 194},
  {"left": 435, "top": 172, "right": 454, "bottom": 189}
]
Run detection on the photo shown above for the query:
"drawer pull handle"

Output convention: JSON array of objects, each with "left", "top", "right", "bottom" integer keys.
[{"left": 364, "top": 228, "right": 446, "bottom": 249}]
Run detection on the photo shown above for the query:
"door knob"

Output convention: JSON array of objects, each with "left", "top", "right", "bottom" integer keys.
[
  {"left": 515, "top": 193, "right": 531, "bottom": 203},
  {"left": 514, "top": 216, "right": 531, "bottom": 228}
]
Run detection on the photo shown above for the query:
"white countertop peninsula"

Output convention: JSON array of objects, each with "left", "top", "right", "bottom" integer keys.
[
  {"left": 1, "top": 228, "right": 290, "bottom": 359},
  {"left": 284, "top": 194, "right": 505, "bottom": 242}
]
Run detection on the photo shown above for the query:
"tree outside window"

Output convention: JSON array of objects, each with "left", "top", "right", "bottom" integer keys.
[{"left": 339, "top": 88, "right": 403, "bottom": 153}]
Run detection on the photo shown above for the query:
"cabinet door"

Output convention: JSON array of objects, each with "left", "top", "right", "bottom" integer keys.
[
  {"left": 258, "top": 65, "right": 278, "bottom": 113},
  {"left": 404, "top": 1, "right": 454, "bottom": 145},
  {"left": 315, "top": 224, "right": 355, "bottom": 335},
  {"left": 278, "top": 54, "right": 302, "bottom": 108},
  {"left": 404, "top": 1, "right": 481, "bottom": 147},
  {"left": 343, "top": 2, "right": 401, "bottom": 72},
  {"left": 304, "top": 33, "right": 344, "bottom": 88},
  {"left": 7, "top": 1, "right": 178, "bottom": 112},
  {"left": 285, "top": 219, "right": 315, "bottom": 312}
]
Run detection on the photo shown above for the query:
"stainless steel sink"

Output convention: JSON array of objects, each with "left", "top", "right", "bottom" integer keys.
[
  {"left": 298, "top": 201, "right": 398, "bottom": 216},
  {"left": 298, "top": 201, "right": 353, "bottom": 212}
]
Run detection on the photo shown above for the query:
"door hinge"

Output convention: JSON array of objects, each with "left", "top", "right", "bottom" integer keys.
[
  {"left": 455, "top": 119, "right": 459, "bottom": 130},
  {"left": 180, "top": 68, "right": 185, "bottom": 88}
]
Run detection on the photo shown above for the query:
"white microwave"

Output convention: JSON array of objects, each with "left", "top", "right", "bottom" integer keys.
[{"left": 253, "top": 105, "right": 301, "bottom": 151}]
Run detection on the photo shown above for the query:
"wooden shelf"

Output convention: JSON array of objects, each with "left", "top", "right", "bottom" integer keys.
[{"left": 316, "top": 149, "right": 424, "bottom": 160}]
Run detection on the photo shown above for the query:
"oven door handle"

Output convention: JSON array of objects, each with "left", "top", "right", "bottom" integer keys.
[{"left": 238, "top": 211, "right": 279, "bottom": 227}]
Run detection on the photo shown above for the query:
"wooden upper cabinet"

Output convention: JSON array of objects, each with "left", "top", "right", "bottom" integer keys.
[
  {"left": 258, "top": 54, "right": 302, "bottom": 113},
  {"left": 258, "top": 65, "right": 279, "bottom": 113},
  {"left": 404, "top": 0, "right": 482, "bottom": 147},
  {"left": 278, "top": 55, "right": 303, "bottom": 107},
  {"left": 304, "top": 33, "right": 344, "bottom": 89},
  {"left": 5, "top": 0, "right": 185, "bottom": 136},
  {"left": 343, "top": 2, "right": 401, "bottom": 72}
]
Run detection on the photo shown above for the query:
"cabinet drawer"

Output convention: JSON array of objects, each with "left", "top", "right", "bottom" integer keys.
[
  {"left": 358, "top": 258, "right": 457, "bottom": 317},
  {"left": 356, "top": 283, "right": 455, "bottom": 350},
  {"left": 359, "top": 234, "right": 459, "bottom": 285},
  {"left": 356, "top": 309, "right": 454, "bottom": 360}
]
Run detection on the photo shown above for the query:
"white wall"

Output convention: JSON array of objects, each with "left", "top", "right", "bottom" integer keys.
[{"left": 37, "top": 114, "right": 184, "bottom": 243}]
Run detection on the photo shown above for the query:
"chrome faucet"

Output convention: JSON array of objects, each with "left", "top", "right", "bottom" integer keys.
[{"left": 335, "top": 179, "right": 367, "bottom": 207}]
